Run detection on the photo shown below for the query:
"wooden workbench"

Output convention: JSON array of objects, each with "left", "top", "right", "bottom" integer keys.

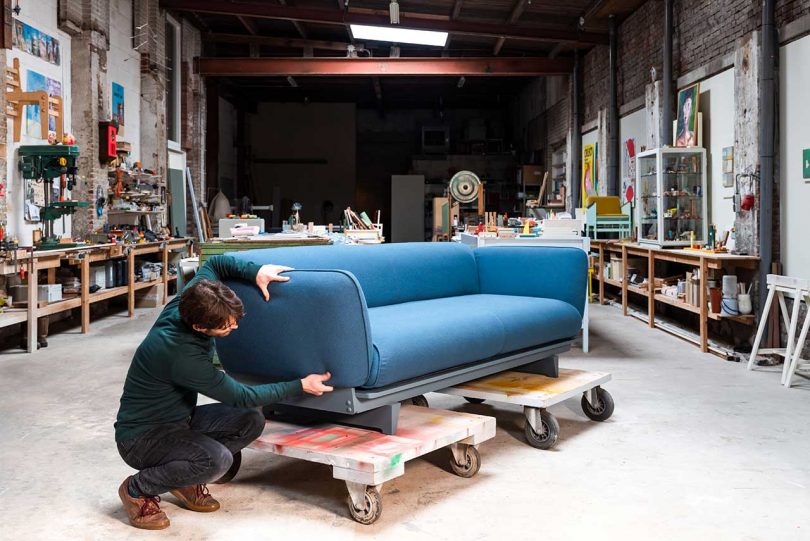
[
  {"left": 0, "top": 239, "right": 193, "bottom": 352},
  {"left": 200, "top": 235, "right": 332, "bottom": 263},
  {"left": 591, "top": 240, "right": 759, "bottom": 353}
]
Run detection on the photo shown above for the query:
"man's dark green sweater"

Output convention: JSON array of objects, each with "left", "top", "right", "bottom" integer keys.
[{"left": 114, "top": 255, "right": 303, "bottom": 442}]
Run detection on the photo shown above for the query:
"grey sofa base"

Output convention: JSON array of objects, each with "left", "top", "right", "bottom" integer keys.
[{"left": 244, "top": 340, "right": 571, "bottom": 434}]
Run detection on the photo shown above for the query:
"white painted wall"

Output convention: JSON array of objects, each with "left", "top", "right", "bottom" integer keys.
[
  {"left": 108, "top": 0, "right": 141, "bottom": 162},
  {"left": 5, "top": 0, "right": 72, "bottom": 245},
  {"left": 780, "top": 35, "right": 810, "bottom": 280},
  {"left": 694, "top": 68, "right": 736, "bottom": 235}
]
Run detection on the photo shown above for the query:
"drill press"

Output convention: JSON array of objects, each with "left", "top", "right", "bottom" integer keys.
[{"left": 18, "top": 145, "right": 88, "bottom": 250}]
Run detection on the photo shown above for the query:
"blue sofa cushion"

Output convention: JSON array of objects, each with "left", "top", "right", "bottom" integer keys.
[
  {"left": 366, "top": 294, "right": 582, "bottom": 388},
  {"left": 229, "top": 243, "right": 479, "bottom": 308}
]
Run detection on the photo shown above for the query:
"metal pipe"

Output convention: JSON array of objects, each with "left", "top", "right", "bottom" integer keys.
[
  {"left": 608, "top": 14, "right": 619, "bottom": 196},
  {"left": 758, "top": 0, "right": 776, "bottom": 318},
  {"left": 570, "top": 50, "right": 582, "bottom": 213},
  {"left": 662, "top": 0, "right": 673, "bottom": 146}
]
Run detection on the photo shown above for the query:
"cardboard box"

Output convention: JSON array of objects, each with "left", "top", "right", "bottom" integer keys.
[{"left": 11, "top": 284, "right": 63, "bottom": 304}]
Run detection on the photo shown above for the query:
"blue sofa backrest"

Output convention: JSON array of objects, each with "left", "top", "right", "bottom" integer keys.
[{"left": 229, "top": 242, "right": 480, "bottom": 307}]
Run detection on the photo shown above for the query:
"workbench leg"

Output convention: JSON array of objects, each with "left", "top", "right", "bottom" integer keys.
[
  {"left": 162, "top": 245, "right": 169, "bottom": 305},
  {"left": 80, "top": 257, "right": 90, "bottom": 333},
  {"left": 784, "top": 293, "right": 810, "bottom": 388},
  {"left": 699, "top": 257, "right": 708, "bottom": 352},
  {"left": 621, "top": 246, "right": 628, "bottom": 316},
  {"left": 26, "top": 258, "right": 38, "bottom": 353},
  {"left": 47, "top": 267, "right": 56, "bottom": 284},
  {"left": 648, "top": 251, "right": 655, "bottom": 328},
  {"left": 127, "top": 251, "right": 135, "bottom": 317},
  {"left": 598, "top": 245, "right": 605, "bottom": 305}
]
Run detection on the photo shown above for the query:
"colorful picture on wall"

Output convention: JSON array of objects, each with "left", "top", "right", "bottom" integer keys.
[
  {"left": 622, "top": 138, "right": 637, "bottom": 205},
  {"left": 25, "top": 70, "right": 62, "bottom": 138},
  {"left": 112, "top": 82, "right": 125, "bottom": 129},
  {"left": 675, "top": 83, "right": 700, "bottom": 147},
  {"left": 12, "top": 18, "right": 61, "bottom": 66},
  {"left": 582, "top": 143, "right": 596, "bottom": 206}
]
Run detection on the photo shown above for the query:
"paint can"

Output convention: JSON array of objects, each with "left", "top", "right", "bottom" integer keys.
[{"left": 721, "top": 297, "right": 740, "bottom": 316}]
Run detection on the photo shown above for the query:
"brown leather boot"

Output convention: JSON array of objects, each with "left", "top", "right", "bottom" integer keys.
[
  {"left": 118, "top": 477, "right": 170, "bottom": 530},
  {"left": 170, "top": 483, "right": 220, "bottom": 512}
]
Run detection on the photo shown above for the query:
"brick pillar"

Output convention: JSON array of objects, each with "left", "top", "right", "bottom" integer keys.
[
  {"left": 69, "top": 22, "right": 110, "bottom": 238},
  {"left": 181, "top": 20, "right": 206, "bottom": 231},
  {"left": 137, "top": 0, "right": 168, "bottom": 181},
  {"left": 645, "top": 80, "right": 663, "bottom": 150},
  {"left": 733, "top": 32, "right": 760, "bottom": 257}
]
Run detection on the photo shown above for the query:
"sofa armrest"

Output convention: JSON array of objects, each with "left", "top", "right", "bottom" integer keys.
[
  {"left": 216, "top": 270, "right": 374, "bottom": 389},
  {"left": 474, "top": 247, "right": 588, "bottom": 316}
]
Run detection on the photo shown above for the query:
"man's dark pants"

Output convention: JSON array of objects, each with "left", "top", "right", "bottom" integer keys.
[{"left": 117, "top": 404, "right": 265, "bottom": 497}]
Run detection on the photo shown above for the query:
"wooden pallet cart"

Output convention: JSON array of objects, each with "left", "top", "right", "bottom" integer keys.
[
  {"left": 215, "top": 404, "right": 496, "bottom": 525},
  {"left": 424, "top": 368, "right": 614, "bottom": 450}
]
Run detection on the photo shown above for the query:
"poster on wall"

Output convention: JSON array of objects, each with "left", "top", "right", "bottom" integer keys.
[
  {"left": 112, "top": 82, "right": 125, "bottom": 133},
  {"left": 675, "top": 83, "right": 700, "bottom": 147},
  {"left": 25, "top": 70, "right": 62, "bottom": 138},
  {"left": 12, "top": 18, "right": 61, "bottom": 66},
  {"left": 622, "top": 138, "right": 637, "bottom": 205},
  {"left": 582, "top": 143, "right": 597, "bottom": 206}
]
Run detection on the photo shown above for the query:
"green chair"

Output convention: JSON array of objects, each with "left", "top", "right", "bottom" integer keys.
[{"left": 585, "top": 196, "right": 632, "bottom": 239}]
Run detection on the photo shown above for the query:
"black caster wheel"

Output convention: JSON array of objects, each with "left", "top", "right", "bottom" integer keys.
[
  {"left": 409, "top": 395, "right": 429, "bottom": 408},
  {"left": 213, "top": 450, "right": 241, "bottom": 484},
  {"left": 581, "top": 387, "right": 614, "bottom": 422},
  {"left": 464, "top": 397, "right": 485, "bottom": 404},
  {"left": 524, "top": 410, "right": 559, "bottom": 450},
  {"left": 450, "top": 446, "right": 481, "bottom": 478},
  {"left": 348, "top": 486, "right": 383, "bottom": 525}
]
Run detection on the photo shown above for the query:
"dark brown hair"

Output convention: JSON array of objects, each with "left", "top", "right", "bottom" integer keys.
[{"left": 179, "top": 279, "right": 245, "bottom": 330}]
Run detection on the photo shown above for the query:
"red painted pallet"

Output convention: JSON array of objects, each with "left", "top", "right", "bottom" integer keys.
[{"left": 243, "top": 404, "right": 496, "bottom": 524}]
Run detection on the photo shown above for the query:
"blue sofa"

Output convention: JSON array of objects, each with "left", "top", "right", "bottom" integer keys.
[{"left": 216, "top": 242, "right": 586, "bottom": 433}]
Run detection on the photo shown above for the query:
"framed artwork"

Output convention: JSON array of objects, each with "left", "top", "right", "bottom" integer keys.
[
  {"left": 675, "top": 83, "right": 700, "bottom": 147},
  {"left": 12, "top": 19, "right": 60, "bottom": 66},
  {"left": 112, "top": 82, "right": 125, "bottom": 134},
  {"left": 582, "top": 143, "right": 596, "bottom": 207},
  {"left": 25, "top": 70, "right": 61, "bottom": 137}
]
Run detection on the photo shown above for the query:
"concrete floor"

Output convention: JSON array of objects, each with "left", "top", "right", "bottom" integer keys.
[{"left": 1, "top": 303, "right": 809, "bottom": 540}]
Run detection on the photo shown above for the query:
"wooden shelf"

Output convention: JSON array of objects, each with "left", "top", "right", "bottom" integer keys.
[
  {"left": 37, "top": 296, "right": 82, "bottom": 317},
  {"left": 708, "top": 312, "right": 755, "bottom": 324},
  {"left": 133, "top": 279, "right": 161, "bottom": 291},
  {"left": 627, "top": 284, "right": 649, "bottom": 297},
  {"left": 89, "top": 286, "right": 129, "bottom": 303},
  {"left": 0, "top": 309, "right": 28, "bottom": 328},
  {"left": 604, "top": 278, "right": 622, "bottom": 288},
  {"left": 654, "top": 293, "right": 700, "bottom": 315}
]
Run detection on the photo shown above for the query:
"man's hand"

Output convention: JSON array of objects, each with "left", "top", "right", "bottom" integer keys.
[
  {"left": 256, "top": 264, "right": 294, "bottom": 301},
  {"left": 301, "top": 372, "right": 334, "bottom": 396}
]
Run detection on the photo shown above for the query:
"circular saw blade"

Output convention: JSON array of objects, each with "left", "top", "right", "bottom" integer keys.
[{"left": 449, "top": 171, "right": 481, "bottom": 204}]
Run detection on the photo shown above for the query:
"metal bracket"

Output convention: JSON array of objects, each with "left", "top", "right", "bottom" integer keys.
[
  {"left": 584, "top": 387, "right": 599, "bottom": 408},
  {"left": 449, "top": 442, "right": 472, "bottom": 466},
  {"left": 346, "top": 481, "right": 382, "bottom": 509},
  {"left": 524, "top": 406, "right": 542, "bottom": 433}
]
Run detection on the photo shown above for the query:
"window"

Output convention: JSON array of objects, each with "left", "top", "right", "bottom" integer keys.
[{"left": 166, "top": 16, "right": 181, "bottom": 146}]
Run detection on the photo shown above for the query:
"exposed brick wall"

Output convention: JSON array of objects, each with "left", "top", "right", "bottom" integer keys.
[
  {"left": 582, "top": 0, "right": 810, "bottom": 125},
  {"left": 181, "top": 20, "right": 207, "bottom": 234}
]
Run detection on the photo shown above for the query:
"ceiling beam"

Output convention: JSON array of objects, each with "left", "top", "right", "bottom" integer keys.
[
  {"left": 205, "top": 32, "right": 363, "bottom": 53},
  {"left": 161, "top": 0, "right": 608, "bottom": 47},
  {"left": 451, "top": 0, "right": 465, "bottom": 20},
  {"left": 493, "top": 0, "right": 529, "bottom": 56},
  {"left": 445, "top": 0, "right": 464, "bottom": 50},
  {"left": 236, "top": 15, "right": 258, "bottom": 35},
  {"left": 196, "top": 57, "right": 575, "bottom": 77},
  {"left": 276, "top": 0, "right": 308, "bottom": 39}
]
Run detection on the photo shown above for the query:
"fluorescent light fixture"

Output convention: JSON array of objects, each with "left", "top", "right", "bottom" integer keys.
[{"left": 350, "top": 24, "right": 448, "bottom": 47}]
